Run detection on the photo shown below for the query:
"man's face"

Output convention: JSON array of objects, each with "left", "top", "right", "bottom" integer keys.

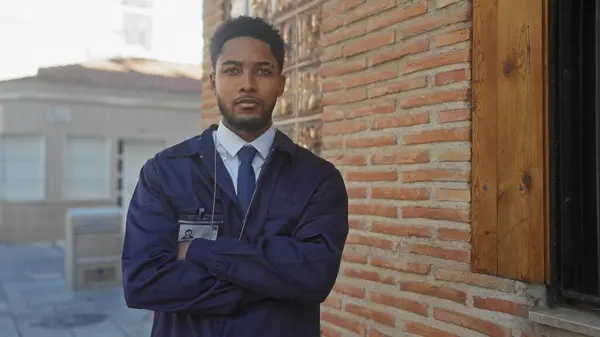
[{"left": 210, "top": 36, "right": 285, "bottom": 133}]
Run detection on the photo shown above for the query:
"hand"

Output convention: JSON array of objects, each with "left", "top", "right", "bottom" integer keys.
[{"left": 177, "top": 241, "right": 191, "bottom": 260}]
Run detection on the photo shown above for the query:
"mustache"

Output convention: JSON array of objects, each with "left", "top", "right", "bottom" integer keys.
[{"left": 234, "top": 96, "right": 262, "bottom": 105}]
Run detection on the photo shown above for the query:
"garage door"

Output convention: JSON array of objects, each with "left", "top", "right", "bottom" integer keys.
[{"left": 121, "top": 139, "right": 166, "bottom": 230}]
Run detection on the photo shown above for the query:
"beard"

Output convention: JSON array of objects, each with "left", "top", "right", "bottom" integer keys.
[{"left": 217, "top": 96, "right": 275, "bottom": 133}]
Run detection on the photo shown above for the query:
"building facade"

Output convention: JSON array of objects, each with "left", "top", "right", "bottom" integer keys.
[
  {"left": 202, "top": 0, "right": 600, "bottom": 336},
  {"left": 0, "top": 58, "right": 202, "bottom": 243},
  {"left": 0, "top": 0, "right": 203, "bottom": 80}
]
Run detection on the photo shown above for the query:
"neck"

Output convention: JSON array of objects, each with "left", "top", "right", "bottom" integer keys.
[{"left": 222, "top": 121, "right": 272, "bottom": 142}]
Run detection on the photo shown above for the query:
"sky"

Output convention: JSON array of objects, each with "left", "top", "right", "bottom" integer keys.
[{"left": 0, "top": 0, "right": 204, "bottom": 80}]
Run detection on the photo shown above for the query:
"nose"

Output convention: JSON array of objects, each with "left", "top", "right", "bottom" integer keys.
[{"left": 238, "top": 71, "right": 257, "bottom": 93}]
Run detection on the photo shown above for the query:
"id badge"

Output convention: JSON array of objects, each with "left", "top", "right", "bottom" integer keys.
[{"left": 178, "top": 221, "right": 219, "bottom": 242}]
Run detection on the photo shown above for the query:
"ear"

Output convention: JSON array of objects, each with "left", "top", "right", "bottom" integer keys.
[
  {"left": 277, "top": 74, "right": 286, "bottom": 97},
  {"left": 209, "top": 72, "right": 216, "bottom": 92}
]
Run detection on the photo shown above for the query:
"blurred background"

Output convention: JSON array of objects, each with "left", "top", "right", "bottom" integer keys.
[{"left": 0, "top": 1, "right": 204, "bottom": 335}]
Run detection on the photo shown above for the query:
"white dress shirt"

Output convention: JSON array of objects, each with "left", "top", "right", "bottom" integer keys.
[{"left": 212, "top": 121, "right": 276, "bottom": 194}]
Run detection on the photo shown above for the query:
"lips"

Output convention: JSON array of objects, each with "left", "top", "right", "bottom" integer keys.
[{"left": 235, "top": 97, "right": 261, "bottom": 109}]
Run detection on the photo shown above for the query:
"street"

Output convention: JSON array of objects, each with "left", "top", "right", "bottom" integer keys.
[{"left": 0, "top": 242, "right": 152, "bottom": 337}]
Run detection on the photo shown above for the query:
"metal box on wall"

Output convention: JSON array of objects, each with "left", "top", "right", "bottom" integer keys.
[{"left": 65, "top": 207, "right": 123, "bottom": 291}]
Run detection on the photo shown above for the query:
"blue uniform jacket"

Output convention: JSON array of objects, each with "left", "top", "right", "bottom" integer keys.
[{"left": 121, "top": 124, "right": 349, "bottom": 337}]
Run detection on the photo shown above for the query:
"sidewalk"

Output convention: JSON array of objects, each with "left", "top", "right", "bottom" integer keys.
[{"left": 0, "top": 242, "right": 152, "bottom": 337}]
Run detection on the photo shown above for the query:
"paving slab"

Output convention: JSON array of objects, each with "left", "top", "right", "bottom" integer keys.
[{"left": 0, "top": 243, "right": 153, "bottom": 337}]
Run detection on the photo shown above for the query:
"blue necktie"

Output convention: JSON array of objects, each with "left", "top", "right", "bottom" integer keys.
[{"left": 237, "top": 146, "right": 258, "bottom": 216}]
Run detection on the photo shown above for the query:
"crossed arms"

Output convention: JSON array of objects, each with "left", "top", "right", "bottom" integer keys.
[{"left": 121, "top": 159, "right": 349, "bottom": 315}]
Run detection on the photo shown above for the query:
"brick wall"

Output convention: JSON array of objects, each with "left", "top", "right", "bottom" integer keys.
[{"left": 201, "top": 1, "right": 550, "bottom": 336}]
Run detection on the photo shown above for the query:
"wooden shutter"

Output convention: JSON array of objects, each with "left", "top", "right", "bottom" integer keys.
[{"left": 471, "top": 0, "right": 548, "bottom": 283}]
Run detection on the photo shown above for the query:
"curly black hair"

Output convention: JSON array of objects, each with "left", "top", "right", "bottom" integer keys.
[{"left": 210, "top": 16, "right": 285, "bottom": 72}]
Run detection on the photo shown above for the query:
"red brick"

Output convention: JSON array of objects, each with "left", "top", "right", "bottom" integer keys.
[
  {"left": 402, "top": 169, "right": 470, "bottom": 183},
  {"left": 369, "top": 291, "right": 428, "bottom": 317},
  {"left": 371, "top": 222, "right": 430, "bottom": 237},
  {"left": 344, "top": 67, "right": 398, "bottom": 88},
  {"left": 323, "top": 296, "right": 342, "bottom": 309},
  {"left": 343, "top": 267, "right": 394, "bottom": 284},
  {"left": 320, "top": 325, "right": 341, "bottom": 337},
  {"left": 322, "top": 108, "right": 346, "bottom": 121},
  {"left": 326, "top": 24, "right": 366, "bottom": 45},
  {"left": 321, "top": 137, "right": 343, "bottom": 150},
  {"left": 435, "top": 68, "right": 471, "bottom": 86},
  {"left": 372, "top": 149, "right": 430, "bottom": 165},
  {"left": 403, "top": 243, "right": 470, "bottom": 263},
  {"left": 400, "top": 89, "right": 470, "bottom": 108},
  {"left": 434, "top": 268, "right": 516, "bottom": 293},
  {"left": 371, "top": 256, "right": 430, "bottom": 275},
  {"left": 403, "top": 206, "right": 470, "bottom": 223},
  {"left": 437, "top": 188, "right": 470, "bottom": 202},
  {"left": 346, "top": 170, "right": 398, "bottom": 182},
  {"left": 349, "top": 204, "right": 398, "bottom": 218},
  {"left": 344, "top": 302, "right": 370, "bottom": 318},
  {"left": 371, "top": 39, "right": 430, "bottom": 66},
  {"left": 343, "top": 252, "right": 368, "bottom": 264},
  {"left": 346, "top": 135, "right": 396, "bottom": 148},
  {"left": 438, "top": 108, "right": 471, "bottom": 123},
  {"left": 438, "top": 148, "right": 470, "bottom": 161},
  {"left": 323, "top": 79, "right": 343, "bottom": 93},
  {"left": 372, "top": 112, "right": 429, "bottom": 130},
  {"left": 399, "top": 281, "right": 467, "bottom": 304},
  {"left": 403, "top": 321, "right": 459, "bottom": 337},
  {"left": 372, "top": 187, "right": 429, "bottom": 200},
  {"left": 402, "top": 8, "right": 471, "bottom": 38},
  {"left": 323, "top": 88, "right": 367, "bottom": 105},
  {"left": 369, "top": 76, "right": 427, "bottom": 98},
  {"left": 321, "top": 47, "right": 343, "bottom": 62},
  {"left": 349, "top": 219, "right": 365, "bottom": 230},
  {"left": 473, "top": 297, "right": 531, "bottom": 318},
  {"left": 347, "top": 100, "right": 395, "bottom": 119},
  {"left": 439, "top": 228, "right": 471, "bottom": 242},
  {"left": 371, "top": 310, "right": 395, "bottom": 327},
  {"left": 344, "top": 31, "right": 395, "bottom": 57},
  {"left": 344, "top": 0, "right": 396, "bottom": 25},
  {"left": 323, "top": 16, "right": 344, "bottom": 33},
  {"left": 325, "top": 0, "right": 365, "bottom": 15},
  {"left": 437, "top": 0, "right": 462, "bottom": 9},
  {"left": 367, "top": 1, "right": 428, "bottom": 32},
  {"left": 326, "top": 154, "right": 367, "bottom": 166},
  {"left": 346, "top": 233, "right": 396, "bottom": 250},
  {"left": 322, "top": 120, "right": 368, "bottom": 136},
  {"left": 369, "top": 329, "right": 391, "bottom": 337},
  {"left": 320, "top": 59, "right": 366, "bottom": 77},
  {"left": 403, "top": 128, "right": 470, "bottom": 144},
  {"left": 433, "top": 308, "right": 511, "bottom": 337},
  {"left": 334, "top": 283, "right": 366, "bottom": 298},
  {"left": 403, "top": 49, "right": 470, "bottom": 74},
  {"left": 321, "top": 311, "right": 365, "bottom": 335},
  {"left": 434, "top": 27, "right": 471, "bottom": 47},
  {"left": 347, "top": 187, "right": 367, "bottom": 198}
]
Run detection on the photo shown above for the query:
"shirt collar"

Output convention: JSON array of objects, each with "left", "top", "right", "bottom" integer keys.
[{"left": 215, "top": 120, "right": 276, "bottom": 159}]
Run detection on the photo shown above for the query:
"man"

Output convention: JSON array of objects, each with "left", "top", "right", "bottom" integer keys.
[{"left": 121, "top": 16, "right": 349, "bottom": 337}]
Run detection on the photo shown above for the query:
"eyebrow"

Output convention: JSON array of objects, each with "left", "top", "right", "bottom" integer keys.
[{"left": 220, "top": 60, "right": 276, "bottom": 68}]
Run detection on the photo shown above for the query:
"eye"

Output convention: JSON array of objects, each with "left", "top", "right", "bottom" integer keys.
[
  {"left": 223, "top": 68, "right": 240, "bottom": 75},
  {"left": 256, "top": 68, "right": 273, "bottom": 75}
]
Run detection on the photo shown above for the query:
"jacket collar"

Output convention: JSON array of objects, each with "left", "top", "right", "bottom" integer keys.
[
  {"left": 215, "top": 121, "right": 275, "bottom": 160},
  {"left": 166, "top": 124, "right": 296, "bottom": 159}
]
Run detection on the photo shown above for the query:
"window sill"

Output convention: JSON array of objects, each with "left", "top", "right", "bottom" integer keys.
[{"left": 529, "top": 307, "right": 600, "bottom": 337}]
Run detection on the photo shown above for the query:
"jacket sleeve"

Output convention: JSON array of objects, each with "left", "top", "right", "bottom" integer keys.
[
  {"left": 186, "top": 166, "right": 349, "bottom": 303},
  {"left": 121, "top": 158, "right": 265, "bottom": 315}
]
